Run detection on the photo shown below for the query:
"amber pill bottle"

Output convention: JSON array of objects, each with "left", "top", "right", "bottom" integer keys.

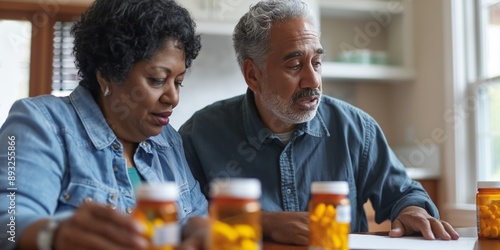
[
  {"left": 477, "top": 181, "right": 500, "bottom": 239},
  {"left": 208, "top": 178, "right": 262, "bottom": 250},
  {"left": 309, "top": 181, "right": 350, "bottom": 250},
  {"left": 132, "top": 183, "right": 179, "bottom": 250}
]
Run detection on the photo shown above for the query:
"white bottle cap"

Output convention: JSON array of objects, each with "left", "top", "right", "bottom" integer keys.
[
  {"left": 311, "top": 181, "right": 349, "bottom": 195},
  {"left": 477, "top": 181, "right": 500, "bottom": 189},
  {"left": 209, "top": 178, "right": 261, "bottom": 199},
  {"left": 136, "top": 182, "right": 179, "bottom": 201}
]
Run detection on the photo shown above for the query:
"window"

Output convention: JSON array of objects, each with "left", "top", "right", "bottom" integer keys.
[
  {"left": 52, "top": 21, "right": 78, "bottom": 96},
  {"left": 475, "top": 1, "right": 500, "bottom": 182},
  {"left": 0, "top": 2, "right": 86, "bottom": 126},
  {"left": 0, "top": 20, "right": 31, "bottom": 125},
  {"left": 445, "top": 0, "right": 500, "bottom": 215}
]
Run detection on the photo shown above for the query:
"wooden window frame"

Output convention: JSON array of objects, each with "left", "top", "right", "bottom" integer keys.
[{"left": 0, "top": 1, "right": 87, "bottom": 97}]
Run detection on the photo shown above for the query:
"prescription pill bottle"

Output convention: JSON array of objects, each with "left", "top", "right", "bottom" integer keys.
[
  {"left": 477, "top": 181, "right": 500, "bottom": 239},
  {"left": 132, "top": 183, "right": 179, "bottom": 250},
  {"left": 309, "top": 181, "right": 350, "bottom": 250},
  {"left": 208, "top": 178, "right": 262, "bottom": 250}
]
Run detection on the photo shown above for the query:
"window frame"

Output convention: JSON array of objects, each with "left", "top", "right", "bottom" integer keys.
[
  {"left": 441, "top": 0, "right": 476, "bottom": 227},
  {"left": 0, "top": 1, "right": 86, "bottom": 97},
  {"left": 442, "top": 0, "right": 500, "bottom": 227},
  {"left": 474, "top": 0, "right": 500, "bottom": 183}
]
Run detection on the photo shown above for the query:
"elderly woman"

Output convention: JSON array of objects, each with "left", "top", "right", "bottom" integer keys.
[{"left": 0, "top": 0, "right": 208, "bottom": 249}]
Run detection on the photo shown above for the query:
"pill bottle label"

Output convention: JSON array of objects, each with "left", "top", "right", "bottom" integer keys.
[
  {"left": 152, "top": 222, "right": 179, "bottom": 247},
  {"left": 336, "top": 205, "right": 351, "bottom": 223}
]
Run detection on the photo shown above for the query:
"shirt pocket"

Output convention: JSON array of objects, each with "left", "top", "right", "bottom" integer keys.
[{"left": 58, "top": 181, "right": 119, "bottom": 210}]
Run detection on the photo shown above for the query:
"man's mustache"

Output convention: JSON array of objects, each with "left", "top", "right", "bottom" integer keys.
[{"left": 292, "top": 88, "right": 322, "bottom": 101}]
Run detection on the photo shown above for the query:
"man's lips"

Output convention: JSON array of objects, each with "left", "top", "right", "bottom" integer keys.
[
  {"left": 294, "top": 96, "right": 319, "bottom": 110},
  {"left": 153, "top": 112, "right": 172, "bottom": 126}
]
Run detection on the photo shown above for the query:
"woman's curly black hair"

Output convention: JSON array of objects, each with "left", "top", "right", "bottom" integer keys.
[{"left": 71, "top": 0, "right": 201, "bottom": 96}]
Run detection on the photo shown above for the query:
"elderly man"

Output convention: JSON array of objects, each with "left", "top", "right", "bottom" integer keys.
[{"left": 179, "top": 0, "right": 459, "bottom": 245}]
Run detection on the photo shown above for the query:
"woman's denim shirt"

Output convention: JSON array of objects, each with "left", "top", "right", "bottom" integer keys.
[{"left": 0, "top": 86, "right": 207, "bottom": 249}]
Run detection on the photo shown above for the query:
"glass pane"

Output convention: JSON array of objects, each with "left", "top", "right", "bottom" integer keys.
[
  {"left": 490, "top": 82, "right": 500, "bottom": 132},
  {"left": 478, "top": 81, "right": 500, "bottom": 180},
  {"left": 489, "top": 82, "right": 500, "bottom": 179},
  {"left": 52, "top": 21, "right": 78, "bottom": 97},
  {"left": 0, "top": 20, "right": 31, "bottom": 126},
  {"left": 486, "top": 2, "right": 500, "bottom": 78}
]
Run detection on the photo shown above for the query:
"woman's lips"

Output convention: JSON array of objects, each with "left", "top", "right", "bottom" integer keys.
[{"left": 153, "top": 112, "right": 171, "bottom": 126}]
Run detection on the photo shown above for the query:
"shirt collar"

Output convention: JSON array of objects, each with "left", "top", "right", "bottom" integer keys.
[
  {"left": 70, "top": 86, "right": 116, "bottom": 150},
  {"left": 241, "top": 88, "right": 330, "bottom": 149},
  {"left": 69, "top": 86, "right": 169, "bottom": 150}
]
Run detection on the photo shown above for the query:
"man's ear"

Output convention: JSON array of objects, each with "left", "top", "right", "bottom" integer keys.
[
  {"left": 95, "top": 69, "right": 111, "bottom": 93},
  {"left": 242, "top": 59, "right": 262, "bottom": 93}
]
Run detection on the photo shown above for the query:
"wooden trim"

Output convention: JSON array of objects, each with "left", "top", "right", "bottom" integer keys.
[
  {"left": 0, "top": 2, "right": 85, "bottom": 21},
  {"left": 0, "top": 10, "right": 32, "bottom": 20},
  {"left": 29, "top": 15, "right": 55, "bottom": 97},
  {"left": 0, "top": 2, "right": 88, "bottom": 15}
]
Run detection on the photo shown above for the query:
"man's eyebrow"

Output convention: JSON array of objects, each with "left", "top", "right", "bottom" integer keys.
[
  {"left": 282, "top": 48, "right": 326, "bottom": 61},
  {"left": 283, "top": 51, "right": 303, "bottom": 61}
]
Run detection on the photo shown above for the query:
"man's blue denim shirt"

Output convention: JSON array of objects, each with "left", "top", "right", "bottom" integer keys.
[
  {"left": 0, "top": 86, "right": 207, "bottom": 250},
  {"left": 179, "top": 89, "right": 438, "bottom": 232}
]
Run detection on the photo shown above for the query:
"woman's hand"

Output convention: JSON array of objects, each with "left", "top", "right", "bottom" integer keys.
[
  {"left": 53, "top": 202, "right": 148, "bottom": 250},
  {"left": 389, "top": 206, "right": 460, "bottom": 240}
]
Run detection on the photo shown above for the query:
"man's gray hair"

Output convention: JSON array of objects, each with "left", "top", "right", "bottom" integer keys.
[{"left": 232, "top": 0, "right": 317, "bottom": 71}]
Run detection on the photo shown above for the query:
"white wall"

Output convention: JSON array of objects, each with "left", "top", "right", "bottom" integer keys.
[{"left": 169, "top": 34, "right": 248, "bottom": 129}]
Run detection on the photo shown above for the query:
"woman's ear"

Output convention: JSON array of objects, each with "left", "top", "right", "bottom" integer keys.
[
  {"left": 95, "top": 69, "right": 111, "bottom": 94},
  {"left": 242, "top": 59, "right": 262, "bottom": 93}
]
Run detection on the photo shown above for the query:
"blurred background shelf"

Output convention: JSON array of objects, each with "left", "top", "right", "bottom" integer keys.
[
  {"left": 321, "top": 62, "right": 414, "bottom": 82},
  {"left": 319, "top": 0, "right": 414, "bottom": 83}
]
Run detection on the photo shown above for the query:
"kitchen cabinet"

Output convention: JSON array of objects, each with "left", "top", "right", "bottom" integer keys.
[
  {"left": 178, "top": 0, "right": 260, "bottom": 35},
  {"left": 318, "top": 0, "right": 414, "bottom": 82}
]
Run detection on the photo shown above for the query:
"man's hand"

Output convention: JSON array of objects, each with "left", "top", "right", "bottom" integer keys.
[
  {"left": 53, "top": 202, "right": 148, "bottom": 250},
  {"left": 262, "top": 211, "right": 309, "bottom": 245},
  {"left": 389, "top": 206, "right": 460, "bottom": 240},
  {"left": 178, "top": 216, "right": 209, "bottom": 250}
]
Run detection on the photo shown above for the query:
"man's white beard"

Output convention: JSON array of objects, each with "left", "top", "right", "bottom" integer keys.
[{"left": 258, "top": 83, "right": 321, "bottom": 125}]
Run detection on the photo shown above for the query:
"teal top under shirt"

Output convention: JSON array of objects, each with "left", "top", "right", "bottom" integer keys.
[{"left": 128, "top": 166, "right": 145, "bottom": 193}]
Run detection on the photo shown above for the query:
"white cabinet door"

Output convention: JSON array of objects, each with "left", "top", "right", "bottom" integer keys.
[
  {"left": 178, "top": 0, "right": 211, "bottom": 21},
  {"left": 178, "top": 0, "right": 259, "bottom": 34},
  {"left": 211, "top": 0, "right": 256, "bottom": 22}
]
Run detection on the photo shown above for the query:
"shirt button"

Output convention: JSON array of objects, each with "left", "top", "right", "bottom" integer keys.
[
  {"left": 141, "top": 142, "right": 147, "bottom": 147},
  {"left": 113, "top": 166, "right": 118, "bottom": 172},
  {"left": 126, "top": 207, "right": 133, "bottom": 214},
  {"left": 84, "top": 197, "right": 93, "bottom": 203},
  {"left": 110, "top": 204, "right": 116, "bottom": 210},
  {"left": 113, "top": 144, "right": 120, "bottom": 150},
  {"left": 286, "top": 189, "right": 292, "bottom": 194},
  {"left": 64, "top": 194, "right": 71, "bottom": 201},
  {"left": 110, "top": 194, "right": 117, "bottom": 201}
]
